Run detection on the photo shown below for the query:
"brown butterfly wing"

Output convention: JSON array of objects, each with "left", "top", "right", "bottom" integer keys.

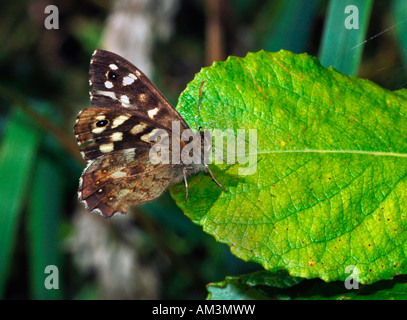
[
  {"left": 74, "top": 107, "right": 169, "bottom": 161},
  {"left": 75, "top": 49, "right": 199, "bottom": 217},
  {"left": 89, "top": 49, "right": 190, "bottom": 131},
  {"left": 79, "top": 149, "right": 185, "bottom": 217}
]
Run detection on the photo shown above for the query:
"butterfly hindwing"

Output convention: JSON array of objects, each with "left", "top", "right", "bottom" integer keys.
[{"left": 79, "top": 149, "right": 185, "bottom": 217}]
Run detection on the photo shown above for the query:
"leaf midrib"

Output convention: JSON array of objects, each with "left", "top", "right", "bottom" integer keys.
[{"left": 255, "top": 149, "right": 407, "bottom": 158}]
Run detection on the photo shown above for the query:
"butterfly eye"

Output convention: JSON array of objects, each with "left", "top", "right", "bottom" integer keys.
[{"left": 96, "top": 120, "right": 109, "bottom": 127}]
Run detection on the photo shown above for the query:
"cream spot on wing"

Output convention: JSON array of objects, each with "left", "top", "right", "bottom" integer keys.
[
  {"left": 122, "top": 73, "right": 138, "bottom": 86},
  {"left": 118, "top": 189, "right": 130, "bottom": 197},
  {"left": 123, "top": 148, "right": 136, "bottom": 158},
  {"left": 100, "top": 143, "right": 114, "bottom": 153},
  {"left": 109, "top": 64, "right": 118, "bottom": 70},
  {"left": 135, "top": 70, "right": 141, "bottom": 77},
  {"left": 140, "top": 134, "right": 150, "bottom": 142},
  {"left": 141, "top": 128, "right": 162, "bottom": 143},
  {"left": 111, "top": 171, "right": 127, "bottom": 179},
  {"left": 92, "top": 127, "right": 106, "bottom": 134},
  {"left": 148, "top": 107, "right": 159, "bottom": 118},
  {"left": 91, "top": 208, "right": 103, "bottom": 217},
  {"left": 111, "top": 132, "right": 123, "bottom": 141},
  {"left": 112, "top": 115, "right": 130, "bottom": 128},
  {"left": 105, "top": 81, "right": 114, "bottom": 89},
  {"left": 130, "top": 123, "right": 147, "bottom": 135},
  {"left": 138, "top": 93, "right": 147, "bottom": 102},
  {"left": 97, "top": 91, "right": 116, "bottom": 100},
  {"left": 122, "top": 76, "right": 134, "bottom": 86},
  {"left": 120, "top": 95, "right": 130, "bottom": 107},
  {"left": 111, "top": 212, "right": 123, "bottom": 218}
]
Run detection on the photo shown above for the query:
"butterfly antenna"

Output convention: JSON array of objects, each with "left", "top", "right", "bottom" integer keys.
[{"left": 195, "top": 79, "right": 206, "bottom": 131}]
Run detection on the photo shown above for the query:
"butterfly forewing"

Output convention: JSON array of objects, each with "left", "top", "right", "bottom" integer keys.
[
  {"left": 89, "top": 49, "right": 189, "bottom": 131},
  {"left": 75, "top": 107, "right": 171, "bottom": 161}
]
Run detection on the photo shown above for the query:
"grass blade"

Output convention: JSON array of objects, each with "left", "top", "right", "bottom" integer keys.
[
  {"left": 0, "top": 107, "right": 41, "bottom": 297},
  {"left": 27, "top": 154, "right": 63, "bottom": 299},
  {"left": 392, "top": 0, "right": 407, "bottom": 75},
  {"left": 259, "top": 0, "right": 320, "bottom": 53},
  {"left": 319, "top": 0, "right": 373, "bottom": 75}
]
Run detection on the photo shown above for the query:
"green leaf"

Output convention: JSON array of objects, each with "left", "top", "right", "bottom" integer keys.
[
  {"left": 171, "top": 50, "right": 407, "bottom": 284},
  {"left": 295, "top": 275, "right": 407, "bottom": 300},
  {"left": 207, "top": 271, "right": 302, "bottom": 300},
  {"left": 208, "top": 272, "right": 407, "bottom": 300}
]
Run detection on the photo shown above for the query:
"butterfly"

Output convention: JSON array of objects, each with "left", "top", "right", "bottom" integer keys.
[{"left": 74, "top": 49, "right": 225, "bottom": 218}]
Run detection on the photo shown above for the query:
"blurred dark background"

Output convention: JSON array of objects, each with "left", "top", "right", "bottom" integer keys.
[{"left": 0, "top": 0, "right": 406, "bottom": 299}]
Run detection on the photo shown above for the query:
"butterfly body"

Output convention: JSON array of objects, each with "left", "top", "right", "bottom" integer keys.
[{"left": 75, "top": 49, "right": 218, "bottom": 218}]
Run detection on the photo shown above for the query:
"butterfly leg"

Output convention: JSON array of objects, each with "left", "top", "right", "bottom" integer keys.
[
  {"left": 183, "top": 167, "right": 189, "bottom": 204},
  {"left": 204, "top": 164, "right": 227, "bottom": 192}
]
